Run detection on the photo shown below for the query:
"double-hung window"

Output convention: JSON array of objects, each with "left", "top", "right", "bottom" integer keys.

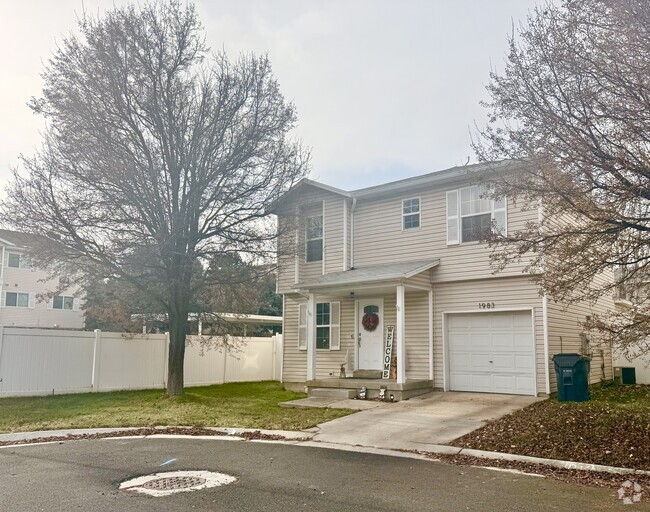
[
  {"left": 6, "top": 253, "right": 30, "bottom": 269},
  {"left": 53, "top": 295, "right": 75, "bottom": 310},
  {"left": 298, "top": 301, "right": 340, "bottom": 351},
  {"left": 446, "top": 185, "right": 507, "bottom": 244},
  {"left": 306, "top": 215, "right": 323, "bottom": 262},
  {"left": 402, "top": 198, "right": 420, "bottom": 229},
  {"left": 2, "top": 291, "right": 34, "bottom": 308}
]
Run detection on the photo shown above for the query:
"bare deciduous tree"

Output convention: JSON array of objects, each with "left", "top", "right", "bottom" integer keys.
[
  {"left": 474, "top": 0, "right": 650, "bottom": 357},
  {"left": 2, "top": 1, "right": 308, "bottom": 395}
]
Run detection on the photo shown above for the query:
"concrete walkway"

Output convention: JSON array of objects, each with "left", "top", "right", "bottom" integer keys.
[{"left": 311, "top": 391, "right": 543, "bottom": 451}]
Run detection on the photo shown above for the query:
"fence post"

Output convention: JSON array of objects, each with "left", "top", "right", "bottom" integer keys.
[
  {"left": 222, "top": 338, "right": 228, "bottom": 384},
  {"left": 271, "top": 335, "right": 277, "bottom": 381},
  {"left": 163, "top": 332, "right": 170, "bottom": 389},
  {"left": 91, "top": 329, "right": 102, "bottom": 392}
]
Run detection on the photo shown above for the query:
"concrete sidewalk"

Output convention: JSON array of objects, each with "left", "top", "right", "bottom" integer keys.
[{"left": 310, "top": 391, "right": 542, "bottom": 451}]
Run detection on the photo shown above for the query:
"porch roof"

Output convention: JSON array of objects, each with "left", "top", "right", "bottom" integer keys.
[{"left": 295, "top": 259, "right": 439, "bottom": 291}]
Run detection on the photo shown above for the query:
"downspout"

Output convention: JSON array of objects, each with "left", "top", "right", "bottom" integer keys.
[
  {"left": 350, "top": 197, "right": 357, "bottom": 269},
  {"left": 538, "top": 201, "right": 551, "bottom": 395}
]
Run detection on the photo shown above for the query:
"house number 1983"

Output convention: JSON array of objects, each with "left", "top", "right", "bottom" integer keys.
[{"left": 479, "top": 302, "right": 495, "bottom": 309}]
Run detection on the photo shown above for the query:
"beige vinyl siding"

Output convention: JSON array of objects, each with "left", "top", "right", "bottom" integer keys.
[
  {"left": 433, "top": 276, "right": 546, "bottom": 394},
  {"left": 324, "top": 197, "right": 345, "bottom": 274},
  {"left": 352, "top": 186, "right": 537, "bottom": 283},
  {"left": 276, "top": 215, "right": 297, "bottom": 292},
  {"left": 0, "top": 266, "right": 84, "bottom": 329},
  {"left": 282, "top": 294, "right": 355, "bottom": 382},
  {"left": 546, "top": 273, "right": 615, "bottom": 388},
  {"left": 405, "top": 271, "right": 433, "bottom": 289},
  {"left": 404, "top": 292, "right": 431, "bottom": 380}
]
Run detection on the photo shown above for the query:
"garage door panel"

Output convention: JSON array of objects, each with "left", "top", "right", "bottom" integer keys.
[
  {"left": 515, "top": 354, "right": 535, "bottom": 370},
  {"left": 469, "top": 374, "right": 493, "bottom": 392},
  {"left": 491, "top": 354, "right": 515, "bottom": 369},
  {"left": 449, "top": 352, "right": 471, "bottom": 370},
  {"left": 491, "top": 333, "right": 515, "bottom": 350},
  {"left": 470, "top": 353, "right": 493, "bottom": 371},
  {"left": 513, "top": 332, "right": 533, "bottom": 348},
  {"left": 447, "top": 311, "right": 536, "bottom": 396},
  {"left": 469, "top": 334, "right": 490, "bottom": 349},
  {"left": 490, "top": 315, "right": 514, "bottom": 328}
]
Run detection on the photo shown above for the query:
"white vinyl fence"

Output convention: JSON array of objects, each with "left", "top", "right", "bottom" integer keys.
[{"left": 0, "top": 326, "right": 282, "bottom": 397}]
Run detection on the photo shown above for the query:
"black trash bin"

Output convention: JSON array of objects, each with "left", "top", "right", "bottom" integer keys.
[{"left": 553, "top": 353, "right": 591, "bottom": 402}]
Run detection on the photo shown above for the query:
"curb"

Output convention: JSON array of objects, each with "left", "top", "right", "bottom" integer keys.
[{"left": 3, "top": 427, "right": 650, "bottom": 478}]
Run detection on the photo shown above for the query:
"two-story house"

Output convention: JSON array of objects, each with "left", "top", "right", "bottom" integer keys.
[
  {"left": 0, "top": 230, "right": 84, "bottom": 329},
  {"left": 272, "top": 162, "right": 614, "bottom": 399}
]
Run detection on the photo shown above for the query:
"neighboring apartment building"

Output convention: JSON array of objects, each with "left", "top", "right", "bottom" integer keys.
[
  {"left": 0, "top": 230, "right": 84, "bottom": 329},
  {"left": 272, "top": 162, "right": 614, "bottom": 399}
]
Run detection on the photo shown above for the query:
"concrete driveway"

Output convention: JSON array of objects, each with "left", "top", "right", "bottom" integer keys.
[{"left": 312, "top": 391, "right": 543, "bottom": 451}]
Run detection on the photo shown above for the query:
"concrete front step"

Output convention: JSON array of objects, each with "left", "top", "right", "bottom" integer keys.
[
  {"left": 309, "top": 388, "right": 357, "bottom": 399},
  {"left": 306, "top": 378, "right": 434, "bottom": 402},
  {"left": 353, "top": 370, "right": 382, "bottom": 379}
]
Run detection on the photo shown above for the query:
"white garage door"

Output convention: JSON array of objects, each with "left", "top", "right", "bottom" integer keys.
[{"left": 447, "top": 311, "right": 536, "bottom": 396}]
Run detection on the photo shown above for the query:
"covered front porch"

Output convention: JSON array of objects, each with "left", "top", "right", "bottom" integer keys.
[{"left": 295, "top": 259, "right": 439, "bottom": 399}]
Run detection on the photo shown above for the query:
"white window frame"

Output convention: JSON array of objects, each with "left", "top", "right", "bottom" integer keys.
[
  {"left": 298, "top": 301, "right": 340, "bottom": 351},
  {"left": 5, "top": 252, "right": 31, "bottom": 270},
  {"left": 402, "top": 197, "right": 421, "bottom": 230},
  {"left": 49, "top": 295, "right": 78, "bottom": 311},
  {"left": 446, "top": 185, "right": 507, "bottom": 245},
  {"left": 305, "top": 215, "right": 323, "bottom": 262},
  {"left": 1, "top": 291, "right": 35, "bottom": 309}
]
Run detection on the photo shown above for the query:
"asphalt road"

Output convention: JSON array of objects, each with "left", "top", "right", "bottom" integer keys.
[{"left": 0, "top": 437, "right": 643, "bottom": 511}]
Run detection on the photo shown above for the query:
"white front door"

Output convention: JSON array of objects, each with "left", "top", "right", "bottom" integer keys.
[{"left": 357, "top": 299, "right": 384, "bottom": 370}]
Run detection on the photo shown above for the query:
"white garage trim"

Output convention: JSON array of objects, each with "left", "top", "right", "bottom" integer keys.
[{"left": 442, "top": 308, "right": 537, "bottom": 396}]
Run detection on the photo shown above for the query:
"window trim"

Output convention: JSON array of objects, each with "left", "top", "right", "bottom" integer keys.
[
  {"left": 305, "top": 214, "right": 323, "bottom": 262},
  {"left": 401, "top": 197, "right": 421, "bottom": 230}
]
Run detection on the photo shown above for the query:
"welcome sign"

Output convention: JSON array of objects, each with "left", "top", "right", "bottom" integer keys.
[{"left": 382, "top": 325, "right": 395, "bottom": 379}]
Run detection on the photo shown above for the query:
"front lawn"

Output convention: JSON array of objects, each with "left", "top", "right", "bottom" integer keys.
[
  {"left": 452, "top": 383, "right": 650, "bottom": 470},
  {"left": 0, "top": 381, "right": 353, "bottom": 433}
]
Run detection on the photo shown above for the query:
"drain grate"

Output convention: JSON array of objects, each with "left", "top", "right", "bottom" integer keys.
[
  {"left": 120, "top": 470, "right": 236, "bottom": 497},
  {"left": 142, "top": 476, "right": 207, "bottom": 490}
]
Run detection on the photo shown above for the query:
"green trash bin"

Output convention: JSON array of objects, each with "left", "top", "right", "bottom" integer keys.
[{"left": 553, "top": 353, "right": 591, "bottom": 402}]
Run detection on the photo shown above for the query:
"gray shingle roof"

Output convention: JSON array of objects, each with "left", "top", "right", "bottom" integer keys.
[
  {"left": 0, "top": 229, "right": 35, "bottom": 248},
  {"left": 295, "top": 259, "right": 439, "bottom": 290}
]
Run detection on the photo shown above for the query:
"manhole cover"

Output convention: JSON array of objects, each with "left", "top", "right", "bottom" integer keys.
[
  {"left": 142, "top": 476, "right": 207, "bottom": 490},
  {"left": 120, "top": 471, "right": 236, "bottom": 497}
]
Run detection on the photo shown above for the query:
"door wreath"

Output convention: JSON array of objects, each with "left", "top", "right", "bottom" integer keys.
[{"left": 362, "top": 312, "right": 379, "bottom": 332}]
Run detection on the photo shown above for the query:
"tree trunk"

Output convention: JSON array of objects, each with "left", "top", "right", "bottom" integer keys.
[
  {"left": 167, "top": 310, "right": 188, "bottom": 396},
  {"left": 167, "top": 283, "right": 190, "bottom": 396}
]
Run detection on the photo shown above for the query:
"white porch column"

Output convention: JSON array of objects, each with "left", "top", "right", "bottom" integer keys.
[
  {"left": 396, "top": 285, "right": 406, "bottom": 384},
  {"left": 428, "top": 288, "right": 434, "bottom": 381},
  {"left": 306, "top": 293, "right": 317, "bottom": 381}
]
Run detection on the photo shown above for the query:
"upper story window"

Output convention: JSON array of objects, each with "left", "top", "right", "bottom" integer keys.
[
  {"left": 402, "top": 198, "right": 420, "bottom": 229},
  {"left": 446, "top": 185, "right": 507, "bottom": 245},
  {"left": 6, "top": 253, "right": 30, "bottom": 269},
  {"left": 306, "top": 215, "right": 323, "bottom": 262},
  {"left": 53, "top": 295, "right": 75, "bottom": 310}
]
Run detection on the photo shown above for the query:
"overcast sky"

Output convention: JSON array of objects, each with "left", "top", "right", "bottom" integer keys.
[{"left": 0, "top": 0, "right": 541, "bottom": 194}]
